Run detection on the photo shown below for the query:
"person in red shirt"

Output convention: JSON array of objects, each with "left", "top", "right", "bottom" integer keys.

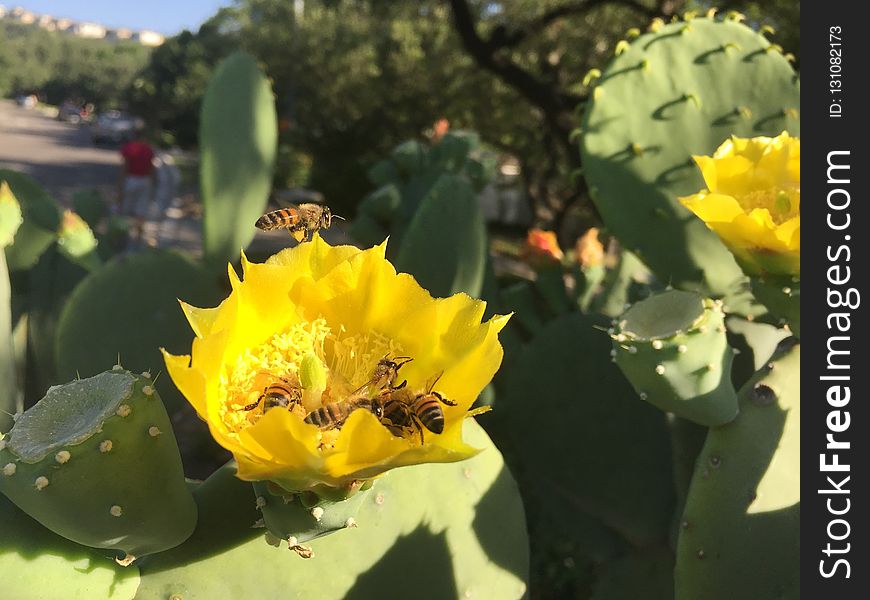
[{"left": 118, "top": 137, "right": 156, "bottom": 245}]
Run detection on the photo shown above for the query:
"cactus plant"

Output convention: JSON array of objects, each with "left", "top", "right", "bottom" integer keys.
[
  {"left": 675, "top": 339, "right": 799, "bottom": 599},
  {"left": 394, "top": 172, "right": 487, "bottom": 297},
  {"left": 200, "top": 51, "right": 277, "bottom": 267},
  {"left": 611, "top": 289, "right": 739, "bottom": 427},
  {"left": 580, "top": 17, "right": 799, "bottom": 311},
  {"left": 1, "top": 183, "right": 23, "bottom": 431},
  {"left": 132, "top": 421, "right": 528, "bottom": 599},
  {"left": 54, "top": 249, "right": 222, "bottom": 413},
  {"left": 57, "top": 210, "right": 101, "bottom": 272},
  {"left": 0, "top": 369, "right": 197, "bottom": 562},
  {"left": 0, "top": 492, "right": 141, "bottom": 599},
  {"left": 1, "top": 170, "right": 61, "bottom": 272},
  {"left": 494, "top": 312, "right": 674, "bottom": 547}
]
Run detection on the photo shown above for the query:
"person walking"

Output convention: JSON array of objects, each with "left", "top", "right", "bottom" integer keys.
[{"left": 118, "top": 136, "right": 156, "bottom": 247}]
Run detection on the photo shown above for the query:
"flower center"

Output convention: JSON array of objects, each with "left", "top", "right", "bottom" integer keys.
[
  {"left": 219, "top": 317, "right": 403, "bottom": 443},
  {"left": 737, "top": 186, "right": 800, "bottom": 225}
]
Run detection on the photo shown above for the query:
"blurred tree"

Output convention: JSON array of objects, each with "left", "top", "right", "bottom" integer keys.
[
  {"left": 127, "top": 10, "right": 240, "bottom": 147},
  {"left": 0, "top": 21, "right": 150, "bottom": 108}
]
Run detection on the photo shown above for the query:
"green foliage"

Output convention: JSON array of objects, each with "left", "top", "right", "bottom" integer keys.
[
  {"left": 199, "top": 51, "right": 277, "bottom": 267},
  {"left": 127, "top": 17, "right": 236, "bottom": 147},
  {"left": 0, "top": 21, "right": 150, "bottom": 107},
  {"left": 1, "top": 170, "right": 61, "bottom": 272},
  {"left": 0, "top": 370, "right": 196, "bottom": 559},
  {"left": 675, "top": 340, "right": 799, "bottom": 599},
  {"left": 612, "top": 291, "right": 738, "bottom": 427},
  {"left": 133, "top": 421, "right": 528, "bottom": 599},
  {"left": 0, "top": 492, "right": 141, "bottom": 599},
  {"left": 580, "top": 17, "right": 799, "bottom": 310},
  {"left": 54, "top": 249, "right": 223, "bottom": 413}
]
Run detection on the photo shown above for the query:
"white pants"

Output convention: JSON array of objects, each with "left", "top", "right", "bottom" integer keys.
[{"left": 122, "top": 176, "right": 154, "bottom": 219}]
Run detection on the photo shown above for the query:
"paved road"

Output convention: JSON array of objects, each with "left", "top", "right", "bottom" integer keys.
[
  {"left": 0, "top": 100, "right": 121, "bottom": 204},
  {"left": 0, "top": 100, "right": 350, "bottom": 257}
]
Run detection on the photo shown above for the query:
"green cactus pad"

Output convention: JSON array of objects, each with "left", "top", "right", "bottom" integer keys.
[
  {"left": 580, "top": 18, "right": 799, "bottom": 309},
  {"left": 200, "top": 51, "right": 277, "bottom": 266},
  {"left": 57, "top": 211, "right": 101, "bottom": 272},
  {"left": 135, "top": 420, "right": 528, "bottom": 599},
  {"left": 395, "top": 172, "right": 487, "bottom": 298},
  {"left": 750, "top": 276, "right": 800, "bottom": 338},
  {"left": 495, "top": 312, "right": 674, "bottom": 546},
  {"left": 0, "top": 181, "right": 23, "bottom": 249},
  {"left": 1, "top": 252, "right": 17, "bottom": 432},
  {"left": 252, "top": 479, "right": 370, "bottom": 546},
  {"left": 1, "top": 170, "right": 61, "bottom": 271},
  {"left": 0, "top": 369, "right": 197, "bottom": 560},
  {"left": 54, "top": 249, "right": 222, "bottom": 412},
  {"left": 0, "top": 493, "right": 140, "bottom": 600},
  {"left": 675, "top": 340, "right": 799, "bottom": 599},
  {"left": 613, "top": 290, "right": 739, "bottom": 427}
]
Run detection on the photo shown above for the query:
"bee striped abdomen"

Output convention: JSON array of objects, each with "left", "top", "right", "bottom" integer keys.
[
  {"left": 413, "top": 394, "right": 446, "bottom": 434},
  {"left": 304, "top": 398, "right": 371, "bottom": 429},
  {"left": 255, "top": 208, "right": 300, "bottom": 231}
]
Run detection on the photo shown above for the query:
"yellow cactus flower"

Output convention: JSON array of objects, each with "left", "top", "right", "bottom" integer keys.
[
  {"left": 163, "top": 235, "right": 508, "bottom": 493},
  {"left": 679, "top": 131, "right": 800, "bottom": 277}
]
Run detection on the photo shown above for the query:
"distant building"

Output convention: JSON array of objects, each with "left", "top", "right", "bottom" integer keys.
[
  {"left": 133, "top": 30, "right": 164, "bottom": 47},
  {"left": 37, "top": 15, "right": 56, "bottom": 31},
  {"left": 107, "top": 27, "right": 133, "bottom": 41},
  {"left": 12, "top": 8, "right": 36, "bottom": 24},
  {"left": 55, "top": 18, "right": 74, "bottom": 32},
  {"left": 0, "top": 6, "right": 7, "bottom": 19},
  {"left": 73, "top": 22, "right": 106, "bottom": 39}
]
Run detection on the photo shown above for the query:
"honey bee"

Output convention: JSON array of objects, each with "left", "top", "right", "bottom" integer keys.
[
  {"left": 242, "top": 374, "right": 303, "bottom": 412},
  {"left": 352, "top": 355, "right": 413, "bottom": 396},
  {"left": 304, "top": 396, "right": 374, "bottom": 430},
  {"left": 373, "top": 373, "right": 457, "bottom": 443},
  {"left": 255, "top": 203, "right": 342, "bottom": 242}
]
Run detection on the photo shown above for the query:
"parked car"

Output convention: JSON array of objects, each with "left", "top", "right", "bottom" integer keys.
[
  {"left": 91, "top": 111, "right": 143, "bottom": 144},
  {"left": 57, "top": 101, "right": 91, "bottom": 124}
]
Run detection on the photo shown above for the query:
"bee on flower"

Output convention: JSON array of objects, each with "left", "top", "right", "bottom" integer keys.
[{"left": 163, "top": 236, "right": 509, "bottom": 494}]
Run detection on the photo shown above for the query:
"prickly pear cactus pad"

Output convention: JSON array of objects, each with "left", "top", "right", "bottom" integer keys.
[
  {"left": 0, "top": 369, "right": 197, "bottom": 562},
  {"left": 163, "top": 234, "right": 509, "bottom": 495},
  {"left": 580, "top": 16, "right": 799, "bottom": 301},
  {"left": 675, "top": 340, "right": 799, "bottom": 599},
  {"left": 135, "top": 420, "right": 528, "bottom": 600},
  {"left": 612, "top": 290, "right": 738, "bottom": 426}
]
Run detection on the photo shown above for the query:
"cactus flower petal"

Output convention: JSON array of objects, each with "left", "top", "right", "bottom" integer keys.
[
  {"left": 163, "top": 235, "right": 507, "bottom": 493},
  {"left": 679, "top": 131, "right": 800, "bottom": 277}
]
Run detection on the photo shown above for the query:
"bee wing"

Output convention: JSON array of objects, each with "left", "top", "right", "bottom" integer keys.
[{"left": 423, "top": 371, "right": 445, "bottom": 394}]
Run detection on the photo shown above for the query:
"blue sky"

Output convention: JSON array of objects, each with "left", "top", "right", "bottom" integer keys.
[{"left": 11, "top": 1, "right": 230, "bottom": 35}]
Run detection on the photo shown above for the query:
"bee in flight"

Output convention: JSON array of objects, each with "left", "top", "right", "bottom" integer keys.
[
  {"left": 255, "top": 203, "right": 343, "bottom": 243},
  {"left": 352, "top": 355, "right": 414, "bottom": 396},
  {"left": 304, "top": 396, "right": 374, "bottom": 430},
  {"left": 241, "top": 373, "right": 303, "bottom": 412},
  {"left": 373, "top": 372, "right": 457, "bottom": 444}
]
